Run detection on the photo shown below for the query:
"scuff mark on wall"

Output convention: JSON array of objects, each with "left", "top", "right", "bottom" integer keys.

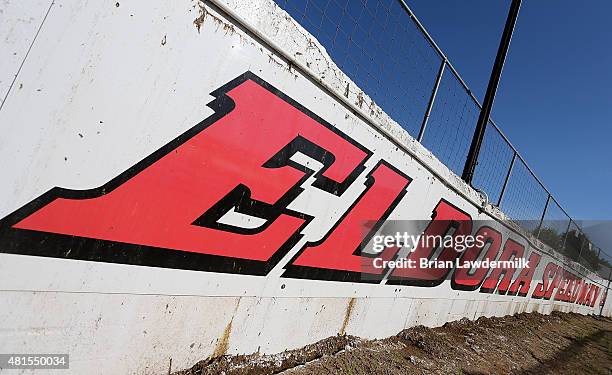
[
  {"left": 194, "top": 0, "right": 236, "bottom": 36},
  {"left": 194, "top": 0, "right": 298, "bottom": 80},
  {"left": 193, "top": 0, "right": 206, "bottom": 33},
  {"left": 355, "top": 92, "right": 364, "bottom": 109}
]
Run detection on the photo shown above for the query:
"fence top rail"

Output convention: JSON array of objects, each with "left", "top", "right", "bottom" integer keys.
[
  {"left": 395, "top": 0, "right": 482, "bottom": 108},
  {"left": 549, "top": 195, "right": 573, "bottom": 220}
]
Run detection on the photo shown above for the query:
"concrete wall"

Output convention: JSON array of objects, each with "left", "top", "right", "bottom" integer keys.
[{"left": 0, "top": 0, "right": 609, "bottom": 374}]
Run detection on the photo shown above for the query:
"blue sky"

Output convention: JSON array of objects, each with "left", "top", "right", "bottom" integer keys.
[{"left": 406, "top": 0, "right": 612, "bottom": 222}]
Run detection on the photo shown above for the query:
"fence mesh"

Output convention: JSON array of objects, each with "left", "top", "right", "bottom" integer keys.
[
  {"left": 579, "top": 243, "right": 600, "bottom": 272},
  {"left": 563, "top": 222, "right": 582, "bottom": 260},
  {"left": 598, "top": 255, "right": 612, "bottom": 281},
  {"left": 472, "top": 122, "right": 515, "bottom": 204},
  {"left": 276, "top": 0, "right": 441, "bottom": 137},
  {"left": 498, "top": 158, "right": 549, "bottom": 227},
  {"left": 272, "top": 0, "right": 611, "bottom": 276},
  {"left": 537, "top": 199, "right": 571, "bottom": 250},
  {"left": 420, "top": 70, "right": 480, "bottom": 175}
]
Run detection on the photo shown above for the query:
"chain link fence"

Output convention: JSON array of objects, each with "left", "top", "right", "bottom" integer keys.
[{"left": 274, "top": 0, "right": 611, "bottom": 277}]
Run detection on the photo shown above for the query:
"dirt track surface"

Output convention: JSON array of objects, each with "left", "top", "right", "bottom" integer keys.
[{"left": 175, "top": 311, "right": 611, "bottom": 375}]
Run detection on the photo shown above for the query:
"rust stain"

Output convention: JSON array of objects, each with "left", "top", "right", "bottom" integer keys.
[
  {"left": 213, "top": 319, "right": 233, "bottom": 357},
  {"left": 212, "top": 298, "right": 241, "bottom": 358},
  {"left": 339, "top": 298, "right": 356, "bottom": 335}
]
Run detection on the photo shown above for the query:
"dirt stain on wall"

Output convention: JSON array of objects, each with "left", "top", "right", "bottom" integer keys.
[
  {"left": 212, "top": 298, "right": 241, "bottom": 357},
  {"left": 339, "top": 298, "right": 356, "bottom": 335},
  {"left": 212, "top": 319, "right": 233, "bottom": 358}
]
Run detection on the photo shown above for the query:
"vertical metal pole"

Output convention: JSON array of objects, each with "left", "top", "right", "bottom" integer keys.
[
  {"left": 561, "top": 219, "right": 573, "bottom": 251},
  {"left": 417, "top": 59, "right": 446, "bottom": 142},
  {"left": 600, "top": 268, "right": 612, "bottom": 316},
  {"left": 462, "top": 0, "right": 522, "bottom": 184},
  {"left": 578, "top": 234, "right": 586, "bottom": 259},
  {"left": 536, "top": 193, "right": 551, "bottom": 238},
  {"left": 497, "top": 151, "right": 517, "bottom": 206},
  {"left": 596, "top": 247, "right": 602, "bottom": 269}
]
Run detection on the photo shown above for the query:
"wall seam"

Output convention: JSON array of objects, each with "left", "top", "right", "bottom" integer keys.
[{"left": 0, "top": 0, "right": 55, "bottom": 113}]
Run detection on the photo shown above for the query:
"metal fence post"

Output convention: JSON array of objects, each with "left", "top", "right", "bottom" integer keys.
[
  {"left": 535, "top": 193, "right": 551, "bottom": 238},
  {"left": 597, "top": 248, "right": 602, "bottom": 268},
  {"left": 496, "top": 151, "right": 516, "bottom": 206},
  {"left": 577, "top": 234, "right": 586, "bottom": 260},
  {"left": 600, "top": 268, "right": 612, "bottom": 316},
  {"left": 561, "top": 219, "right": 573, "bottom": 251},
  {"left": 462, "top": 0, "right": 522, "bottom": 184},
  {"left": 417, "top": 59, "right": 446, "bottom": 142}
]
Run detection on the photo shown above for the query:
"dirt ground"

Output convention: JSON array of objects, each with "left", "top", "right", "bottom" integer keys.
[{"left": 175, "top": 311, "right": 611, "bottom": 375}]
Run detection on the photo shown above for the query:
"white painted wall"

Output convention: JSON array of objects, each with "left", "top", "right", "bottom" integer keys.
[{"left": 0, "top": 0, "right": 52, "bottom": 108}]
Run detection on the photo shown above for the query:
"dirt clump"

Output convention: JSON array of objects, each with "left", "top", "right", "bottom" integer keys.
[
  {"left": 175, "top": 311, "right": 612, "bottom": 375},
  {"left": 174, "top": 334, "right": 361, "bottom": 375}
]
